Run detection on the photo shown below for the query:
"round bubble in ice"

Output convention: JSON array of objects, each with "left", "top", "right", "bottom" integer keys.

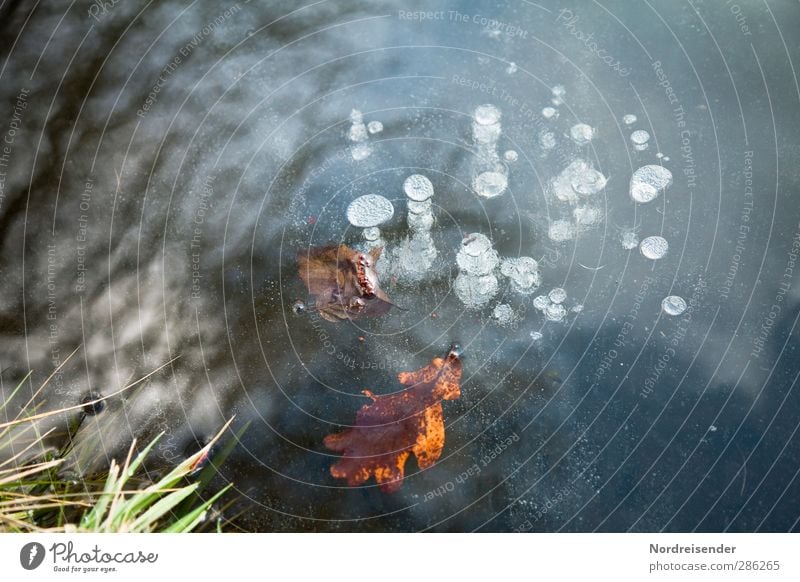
[
  {"left": 407, "top": 198, "right": 432, "bottom": 214},
  {"left": 506, "top": 62, "right": 518, "bottom": 74},
  {"left": 407, "top": 210, "right": 434, "bottom": 231},
  {"left": 542, "top": 107, "right": 558, "bottom": 119},
  {"left": 620, "top": 230, "right": 639, "bottom": 250},
  {"left": 630, "top": 164, "right": 673, "bottom": 203},
  {"left": 363, "top": 226, "right": 381, "bottom": 241},
  {"left": 640, "top": 235, "right": 669, "bottom": 259},
  {"left": 539, "top": 131, "right": 557, "bottom": 149},
  {"left": 504, "top": 150, "right": 518, "bottom": 162},
  {"left": 570, "top": 168, "right": 607, "bottom": 196},
  {"left": 351, "top": 143, "right": 371, "bottom": 161},
  {"left": 349, "top": 109, "right": 364, "bottom": 124},
  {"left": 454, "top": 272, "right": 499, "bottom": 308},
  {"left": 662, "top": 295, "right": 687, "bottom": 316},
  {"left": 548, "top": 220, "right": 575, "bottom": 242},
  {"left": 570, "top": 123, "right": 595, "bottom": 145},
  {"left": 403, "top": 174, "right": 434, "bottom": 201},
  {"left": 530, "top": 331, "right": 543, "bottom": 341},
  {"left": 460, "top": 233, "right": 492, "bottom": 256},
  {"left": 545, "top": 303, "right": 568, "bottom": 322},
  {"left": 552, "top": 85, "right": 566, "bottom": 97},
  {"left": 623, "top": 114, "right": 637, "bottom": 125},
  {"left": 630, "top": 129, "right": 650, "bottom": 145},
  {"left": 346, "top": 194, "right": 394, "bottom": 227},
  {"left": 349, "top": 123, "right": 368, "bottom": 142},
  {"left": 548, "top": 288, "right": 567, "bottom": 304},
  {"left": 500, "top": 256, "right": 541, "bottom": 294},
  {"left": 552, "top": 159, "right": 606, "bottom": 203},
  {"left": 533, "top": 295, "right": 550, "bottom": 311},
  {"left": 457, "top": 246, "right": 499, "bottom": 275},
  {"left": 474, "top": 104, "right": 501, "bottom": 125},
  {"left": 367, "top": 120, "right": 383, "bottom": 134},
  {"left": 473, "top": 171, "right": 508, "bottom": 198},
  {"left": 574, "top": 206, "right": 602, "bottom": 226},
  {"left": 493, "top": 303, "right": 515, "bottom": 326}
]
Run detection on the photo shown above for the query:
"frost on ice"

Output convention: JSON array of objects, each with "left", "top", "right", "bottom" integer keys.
[{"left": 533, "top": 288, "right": 577, "bottom": 323}]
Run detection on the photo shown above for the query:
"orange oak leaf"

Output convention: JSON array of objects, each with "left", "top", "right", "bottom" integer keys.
[
  {"left": 297, "top": 244, "right": 395, "bottom": 322},
  {"left": 323, "top": 346, "right": 463, "bottom": 493}
]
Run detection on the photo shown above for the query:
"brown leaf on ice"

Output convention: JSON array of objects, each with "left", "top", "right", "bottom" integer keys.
[
  {"left": 323, "top": 346, "right": 463, "bottom": 493},
  {"left": 297, "top": 244, "right": 395, "bottom": 322}
]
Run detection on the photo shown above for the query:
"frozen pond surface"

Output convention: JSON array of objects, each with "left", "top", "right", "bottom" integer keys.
[{"left": 1, "top": 1, "right": 799, "bottom": 532}]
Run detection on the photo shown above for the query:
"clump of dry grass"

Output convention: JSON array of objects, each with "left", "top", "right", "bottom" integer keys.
[{"left": 0, "top": 353, "right": 235, "bottom": 532}]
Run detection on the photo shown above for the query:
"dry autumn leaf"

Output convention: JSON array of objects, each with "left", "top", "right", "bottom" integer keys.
[
  {"left": 297, "top": 244, "right": 395, "bottom": 322},
  {"left": 324, "top": 346, "right": 463, "bottom": 493}
]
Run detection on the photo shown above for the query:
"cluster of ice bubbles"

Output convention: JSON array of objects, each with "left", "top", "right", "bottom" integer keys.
[
  {"left": 472, "top": 104, "right": 509, "bottom": 199},
  {"left": 390, "top": 173, "right": 438, "bottom": 281},
  {"left": 552, "top": 159, "right": 607, "bottom": 203},
  {"left": 454, "top": 233, "right": 500, "bottom": 308},
  {"left": 347, "top": 109, "right": 383, "bottom": 161},
  {"left": 546, "top": 159, "right": 606, "bottom": 243},
  {"left": 630, "top": 129, "right": 650, "bottom": 151},
  {"left": 453, "top": 233, "right": 543, "bottom": 309},
  {"left": 630, "top": 164, "right": 673, "bottom": 203},
  {"left": 346, "top": 193, "right": 394, "bottom": 253},
  {"left": 337, "top": 100, "right": 685, "bottom": 327},
  {"left": 532, "top": 287, "right": 581, "bottom": 323}
]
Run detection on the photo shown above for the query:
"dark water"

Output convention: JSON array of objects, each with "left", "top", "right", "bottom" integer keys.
[{"left": 1, "top": 0, "right": 799, "bottom": 532}]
